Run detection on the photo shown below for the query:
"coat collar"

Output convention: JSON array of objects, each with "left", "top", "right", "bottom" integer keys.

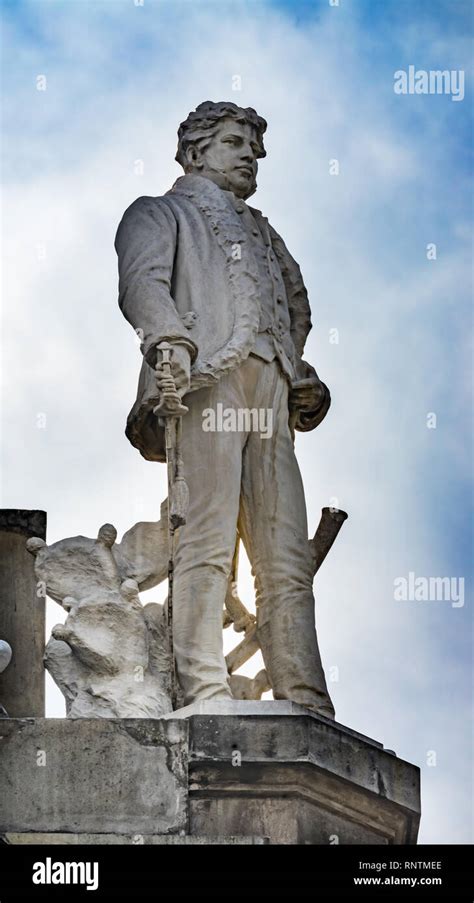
[{"left": 170, "top": 174, "right": 270, "bottom": 237}]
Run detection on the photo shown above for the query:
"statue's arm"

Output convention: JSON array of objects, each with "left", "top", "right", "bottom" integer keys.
[
  {"left": 115, "top": 196, "right": 197, "bottom": 368},
  {"left": 269, "top": 224, "right": 331, "bottom": 431}
]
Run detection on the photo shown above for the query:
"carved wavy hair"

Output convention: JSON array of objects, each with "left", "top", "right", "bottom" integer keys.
[{"left": 175, "top": 101, "right": 267, "bottom": 170}]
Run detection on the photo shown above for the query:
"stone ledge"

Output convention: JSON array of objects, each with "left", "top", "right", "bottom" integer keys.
[
  {"left": 164, "top": 700, "right": 385, "bottom": 750},
  {"left": 2, "top": 833, "right": 269, "bottom": 845}
]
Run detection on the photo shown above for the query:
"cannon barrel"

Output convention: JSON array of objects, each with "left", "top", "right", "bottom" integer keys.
[{"left": 310, "top": 507, "right": 348, "bottom": 576}]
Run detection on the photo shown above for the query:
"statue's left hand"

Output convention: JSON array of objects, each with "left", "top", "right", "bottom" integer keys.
[
  {"left": 289, "top": 377, "right": 325, "bottom": 413},
  {"left": 289, "top": 361, "right": 331, "bottom": 431}
]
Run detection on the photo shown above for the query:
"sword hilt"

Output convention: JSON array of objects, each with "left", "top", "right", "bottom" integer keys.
[{"left": 153, "top": 341, "right": 189, "bottom": 418}]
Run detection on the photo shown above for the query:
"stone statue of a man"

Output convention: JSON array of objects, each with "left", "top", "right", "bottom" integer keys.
[{"left": 115, "top": 101, "right": 335, "bottom": 717}]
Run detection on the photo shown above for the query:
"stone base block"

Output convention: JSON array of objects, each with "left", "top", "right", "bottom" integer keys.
[
  {"left": 0, "top": 706, "right": 420, "bottom": 844},
  {"left": 0, "top": 718, "right": 188, "bottom": 835}
]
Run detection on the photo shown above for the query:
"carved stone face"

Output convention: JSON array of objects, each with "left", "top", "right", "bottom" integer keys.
[{"left": 187, "top": 119, "right": 260, "bottom": 199}]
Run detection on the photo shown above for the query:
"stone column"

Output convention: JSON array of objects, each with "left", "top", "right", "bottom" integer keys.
[{"left": 0, "top": 510, "right": 47, "bottom": 716}]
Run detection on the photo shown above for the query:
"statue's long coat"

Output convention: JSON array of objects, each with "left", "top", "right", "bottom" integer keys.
[{"left": 115, "top": 174, "right": 329, "bottom": 461}]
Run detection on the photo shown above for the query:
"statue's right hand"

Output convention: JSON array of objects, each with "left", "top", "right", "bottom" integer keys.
[{"left": 155, "top": 343, "right": 191, "bottom": 398}]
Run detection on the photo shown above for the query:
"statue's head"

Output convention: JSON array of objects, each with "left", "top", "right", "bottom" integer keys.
[{"left": 176, "top": 101, "right": 267, "bottom": 199}]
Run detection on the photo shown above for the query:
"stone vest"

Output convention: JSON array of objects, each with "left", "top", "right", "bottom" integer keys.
[{"left": 221, "top": 190, "right": 295, "bottom": 381}]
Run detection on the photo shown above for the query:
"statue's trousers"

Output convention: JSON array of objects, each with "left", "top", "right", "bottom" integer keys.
[{"left": 172, "top": 354, "right": 335, "bottom": 716}]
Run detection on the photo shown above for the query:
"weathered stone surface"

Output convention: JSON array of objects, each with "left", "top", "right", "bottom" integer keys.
[
  {"left": 0, "top": 510, "right": 46, "bottom": 717},
  {"left": 228, "top": 670, "right": 270, "bottom": 700},
  {"left": 115, "top": 499, "right": 168, "bottom": 591},
  {"left": 23, "top": 506, "right": 348, "bottom": 717},
  {"left": 0, "top": 719, "right": 188, "bottom": 835},
  {"left": 0, "top": 713, "right": 420, "bottom": 844},
  {"left": 27, "top": 522, "right": 173, "bottom": 718},
  {"left": 3, "top": 833, "right": 268, "bottom": 845},
  {"left": 0, "top": 510, "right": 47, "bottom": 540},
  {"left": 184, "top": 710, "right": 420, "bottom": 845},
  {"left": 309, "top": 507, "right": 348, "bottom": 574},
  {"left": 26, "top": 512, "right": 168, "bottom": 606},
  {"left": 165, "top": 699, "right": 385, "bottom": 748}
]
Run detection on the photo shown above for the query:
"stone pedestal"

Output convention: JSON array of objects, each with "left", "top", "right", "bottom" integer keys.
[
  {"left": 178, "top": 702, "right": 420, "bottom": 844},
  {"left": 0, "top": 510, "right": 47, "bottom": 717},
  {"left": 0, "top": 704, "right": 420, "bottom": 844}
]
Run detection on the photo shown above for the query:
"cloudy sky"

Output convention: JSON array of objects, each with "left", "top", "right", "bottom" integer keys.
[{"left": 1, "top": 0, "right": 472, "bottom": 844}]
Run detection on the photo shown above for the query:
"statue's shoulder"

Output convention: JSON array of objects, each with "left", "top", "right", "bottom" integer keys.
[
  {"left": 120, "top": 194, "right": 174, "bottom": 220},
  {"left": 116, "top": 195, "right": 180, "bottom": 243}
]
